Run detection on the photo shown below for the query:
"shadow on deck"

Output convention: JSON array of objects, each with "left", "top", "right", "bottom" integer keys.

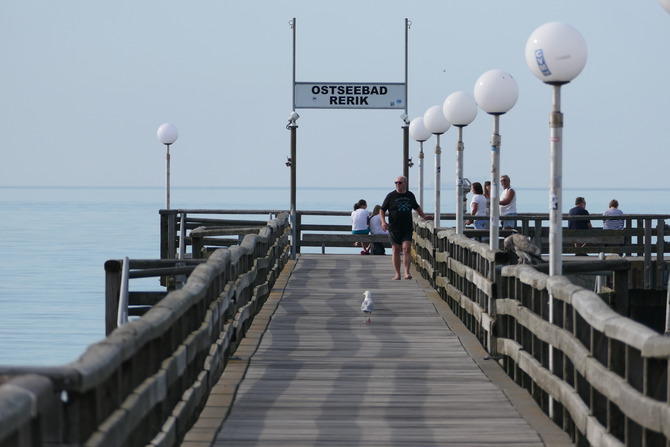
[{"left": 183, "top": 254, "right": 572, "bottom": 447}]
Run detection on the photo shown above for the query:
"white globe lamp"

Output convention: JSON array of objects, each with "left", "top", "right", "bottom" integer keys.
[
  {"left": 157, "top": 123, "right": 178, "bottom": 145},
  {"left": 474, "top": 69, "right": 519, "bottom": 115},
  {"left": 423, "top": 105, "right": 451, "bottom": 134},
  {"left": 525, "top": 22, "right": 587, "bottom": 85},
  {"left": 443, "top": 91, "right": 478, "bottom": 126},
  {"left": 409, "top": 117, "right": 432, "bottom": 142}
]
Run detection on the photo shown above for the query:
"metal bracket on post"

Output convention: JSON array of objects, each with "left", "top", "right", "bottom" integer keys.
[
  {"left": 549, "top": 110, "right": 564, "bottom": 128},
  {"left": 490, "top": 134, "right": 501, "bottom": 148}
]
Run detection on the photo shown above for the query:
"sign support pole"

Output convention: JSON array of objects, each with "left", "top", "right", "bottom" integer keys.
[
  {"left": 402, "top": 19, "right": 410, "bottom": 182},
  {"left": 289, "top": 17, "right": 298, "bottom": 260}
]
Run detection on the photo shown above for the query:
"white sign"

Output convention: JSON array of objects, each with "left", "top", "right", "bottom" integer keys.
[{"left": 295, "top": 82, "right": 406, "bottom": 109}]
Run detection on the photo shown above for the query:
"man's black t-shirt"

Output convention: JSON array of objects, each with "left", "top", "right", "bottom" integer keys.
[
  {"left": 381, "top": 190, "right": 420, "bottom": 233},
  {"left": 568, "top": 206, "right": 590, "bottom": 230}
]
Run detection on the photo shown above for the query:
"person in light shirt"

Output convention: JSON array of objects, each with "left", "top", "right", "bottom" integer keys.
[
  {"left": 466, "top": 182, "right": 489, "bottom": 230},
  {"left": 368, "top": 204, "right": 388, "bottom": 255},
  {"left": 499, "top": 175, "right": 517, "bottom": 230},
  {"left": 351, "top": 199, "right": 371, "bottom": 255},
  {"left": 603, "top": 199, "right": 624, "bottom": 230}
]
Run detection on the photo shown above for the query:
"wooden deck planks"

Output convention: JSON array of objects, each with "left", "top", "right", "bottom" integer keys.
[{"left": 194, "top": 254, "right": 565, "bottom": 447}]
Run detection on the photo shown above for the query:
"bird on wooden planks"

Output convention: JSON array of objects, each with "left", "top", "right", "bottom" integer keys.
[
  {"left": 361, "top": 290, "right": 374, "bottom": 323},
  {"left": 504, "top": 232, "right": 544, "bottom": 265}
]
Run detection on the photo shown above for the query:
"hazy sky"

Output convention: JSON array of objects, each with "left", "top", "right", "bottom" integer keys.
[{"left": 2, "top": 1, "right": 669, "bottom": 191}]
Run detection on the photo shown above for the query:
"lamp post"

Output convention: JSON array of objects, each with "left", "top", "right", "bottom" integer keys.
[
  {"left": 525, "top": 22, "right": 587, "bottom": 278},
  {"left": 157, "top": 123, "right": 178, "bottom": 210},
  {"left": 409, "top": 117, "right": 432, "bottom": 209},
  {"left": 287, "top": 111, "right": 300, "bottom": 259},
  {"left": 423, "top": 105, "right": 452, "bottom": 227},
  {"left": 525, "top": 21, "right": 587, "bottom": 420},
  {"left": 443, "top": 91, "right": 478, "bottom": 234},
  {"left": 473, "top": 69, "right": 519, "bottom": 249}
]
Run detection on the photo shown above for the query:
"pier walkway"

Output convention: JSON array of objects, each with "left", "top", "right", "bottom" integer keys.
[{"left": 183, "top": 254, "right": 571, "bottom": 447}]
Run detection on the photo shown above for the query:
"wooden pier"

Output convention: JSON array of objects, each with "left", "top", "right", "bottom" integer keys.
[
  {"left": 182, "top": 254, "right": 571, "bottom": 447},
  {"left": 2, "top": 210, "right": 669, "bottom": 447}
]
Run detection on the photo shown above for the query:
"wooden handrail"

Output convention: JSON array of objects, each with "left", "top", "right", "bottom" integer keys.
[{"left": 411, "top": 218, "right": 670, "bottom": 446}]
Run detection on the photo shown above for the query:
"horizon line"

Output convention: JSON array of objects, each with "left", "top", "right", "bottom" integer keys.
[{"left": 0, "top": 184, "right": 664, "bottom": 192}]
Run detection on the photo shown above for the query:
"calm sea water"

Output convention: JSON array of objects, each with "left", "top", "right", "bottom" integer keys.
[{"left": 0, "top": 185, "right": 666, "bottom": 366}]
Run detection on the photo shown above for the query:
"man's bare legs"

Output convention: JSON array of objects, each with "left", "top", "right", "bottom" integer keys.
[
  {"left": 391, "top": 241, "right": 413, "bottom": 280},
  {"left": 402, "top": 240, "right": 412, "bottom": 279},
  {"left": 391, "top": 244, "right": 402, "bottom": 280}
]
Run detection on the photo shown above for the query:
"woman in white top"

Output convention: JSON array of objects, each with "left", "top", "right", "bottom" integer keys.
[
  {"left": 351, "top": 199, "right": 371, "bottom": 254},
  {"left": 466, "top": 182, "right": 489, "bottom": 229}
]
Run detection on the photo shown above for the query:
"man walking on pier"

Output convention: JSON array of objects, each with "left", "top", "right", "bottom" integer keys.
[{"left": 380, "top": 175, "right": 433, "bottom": 280}]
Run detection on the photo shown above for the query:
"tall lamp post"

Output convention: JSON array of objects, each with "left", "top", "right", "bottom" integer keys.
[
  {"left": 525, "top": 22, "right": 587, "bottom": 278},
  {"left": 473, "top": 70, "right": 519, "bottom": 249},
  {"left": 525, "top": 22, "right": 586, "bottom": 420},
  {"left": 287, "top": 111, "right": 300, "bottom": 259},
  {"left": 157, "top": 123, "right": 178, "bottom": 210},
  {"left": 423, "top": 105, "right": 452, "bottom": 227},
  {"left": 409, "top": 117, "right": 432, "bottom": 209},
  {"left": 443, "top": 91, "right": 478, "bottom": 234}
]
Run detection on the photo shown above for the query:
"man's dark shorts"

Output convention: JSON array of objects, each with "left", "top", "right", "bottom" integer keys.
[{"left": 389, "top": 229, "right": 413, "bottom": 245}]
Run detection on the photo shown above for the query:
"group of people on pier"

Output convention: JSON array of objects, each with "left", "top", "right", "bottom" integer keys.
[
  {"left": 351, "top": 176, "right": 432, "bottom": 280},
  {"left": 466, "top": 174, "right": 517, "bottom": 230},
  {"left": 352, "top": 174, "right": 626, "bottom": 280},
  {"left": 464, "top": 177, "right": 624, "bottom": 233},
  {"left": 568, "top": 197, "right": 624, "bottom": 230},
  {"left": 351, "top": 199, "right": 388, "bottom": 256}
]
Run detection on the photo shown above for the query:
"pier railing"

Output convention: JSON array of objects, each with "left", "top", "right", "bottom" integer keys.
[
  {"left": 412, "top": 217, "right": 670, "bottom": 447},
  {"left": 0, "top": 213, "right": 290, "bottom": 447},
  {"left": 160, "top": 209, "right": 669, "bottom": 262}
]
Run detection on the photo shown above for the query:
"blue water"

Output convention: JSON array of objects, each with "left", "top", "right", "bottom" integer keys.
[{"left": 0, "top": 185, "right": 666, "bottom": 366}]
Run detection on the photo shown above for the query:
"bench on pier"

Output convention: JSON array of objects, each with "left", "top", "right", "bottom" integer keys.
[
  {"left": 561, "top": 229, "right": 626, "bottom": 245},
  {"left": 540, "top": 229, "right": 628, "bottom": 255},
  {"left": 302, "top": 229, "right": 523, "bottom": 254},
  {"left": 301, "top": 233, "right": 391, "bottom": 254}
]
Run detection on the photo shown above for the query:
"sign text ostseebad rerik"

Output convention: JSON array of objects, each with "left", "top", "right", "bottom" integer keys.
[{"left": 295, "top": 82, "right": 406, "bottom": 109}]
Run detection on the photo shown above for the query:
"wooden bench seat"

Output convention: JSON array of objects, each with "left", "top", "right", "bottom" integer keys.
[{"left": 301, "top": 233, "right": 391, "bottom": 254}]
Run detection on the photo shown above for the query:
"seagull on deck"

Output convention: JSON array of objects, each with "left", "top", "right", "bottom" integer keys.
[
  {"left": 361, "top": 290, "right": 374, "bottom": 323},
  {"left": 504, "top": 232, "right": 544, "bottom": 265}
]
